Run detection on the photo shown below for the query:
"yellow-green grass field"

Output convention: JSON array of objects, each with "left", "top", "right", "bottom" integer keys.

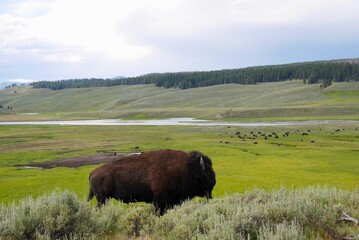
[{"left": 1, "top": 123, "right": 358, "bottom": 205}]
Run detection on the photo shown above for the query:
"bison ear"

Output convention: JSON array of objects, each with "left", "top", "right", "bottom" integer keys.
[{"left": 200, "top": 157, "right": 205, "bottom": 171}]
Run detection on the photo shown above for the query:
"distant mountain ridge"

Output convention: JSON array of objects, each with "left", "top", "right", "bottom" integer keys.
[
  {"left": 0, "top": 80, "right": 32, "bottom": 90},
  {"left": 31, "top": 58, "right": 359, "bottom": 90}
]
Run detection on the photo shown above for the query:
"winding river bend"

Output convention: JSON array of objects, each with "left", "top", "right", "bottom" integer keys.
[{"left": 0, "top": 118, "right": 358, "bottom": 126}]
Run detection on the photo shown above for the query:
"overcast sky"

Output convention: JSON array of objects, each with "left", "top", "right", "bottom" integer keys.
[{"left": 1, "top": 0, "right": 359, "bottom": 83}]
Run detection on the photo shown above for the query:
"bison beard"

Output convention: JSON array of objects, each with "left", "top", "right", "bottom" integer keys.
[{"left": 87, "top": 149, "right": 216, "bottom": 215}]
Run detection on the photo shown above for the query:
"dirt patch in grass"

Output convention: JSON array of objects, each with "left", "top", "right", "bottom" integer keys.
[{"left": 17, "top": 152, "right": 140, "bottom": 169}]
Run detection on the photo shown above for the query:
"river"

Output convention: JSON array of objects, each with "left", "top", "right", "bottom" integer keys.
[{"left": 0, "top": 118, "right": 358, "bottom": 126}]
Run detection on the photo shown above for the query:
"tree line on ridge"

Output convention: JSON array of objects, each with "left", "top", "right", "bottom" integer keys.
[{"left": 31, "top": 60, "right": 359, "bottom": 90}]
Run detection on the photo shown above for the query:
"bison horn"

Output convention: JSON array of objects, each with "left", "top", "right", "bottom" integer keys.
[{"left": 200, "top": 157, "right": 205, "bottom": 171}]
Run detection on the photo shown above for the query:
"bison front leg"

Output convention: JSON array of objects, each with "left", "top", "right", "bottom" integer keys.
[
  {"left": 153, "top": 202, "right": 167, "bottom": 216},
  {"left": 153, "top": 193, "right": 168, "bottom": 215}
]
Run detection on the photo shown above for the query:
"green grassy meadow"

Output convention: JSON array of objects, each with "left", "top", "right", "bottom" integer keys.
[{"left": 1, "top": 123, "right": 358, "bottom": 205}]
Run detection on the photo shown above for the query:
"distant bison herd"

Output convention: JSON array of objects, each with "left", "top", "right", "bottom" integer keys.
[
  {"left": 88, "top": 149, "right": 216, "bottom": 214},
  {"left": 218, "top": 127, "right": 352, "bottom": 145},
  {"left": 220, "top": 127, "right": 314, "bottom": 144}
]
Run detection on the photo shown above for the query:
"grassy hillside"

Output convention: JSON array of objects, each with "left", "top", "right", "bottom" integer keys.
[{"left": 1, "top": 81, "right": 358, "bottom": 121}]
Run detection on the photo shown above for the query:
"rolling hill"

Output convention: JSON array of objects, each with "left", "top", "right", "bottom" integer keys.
[{"left": 0, "top": 81, "right": 358, "bottom": 121}]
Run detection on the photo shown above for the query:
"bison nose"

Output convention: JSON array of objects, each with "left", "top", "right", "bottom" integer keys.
[{"left": 205, "top": 192, "right": 212, "bottom": 199}]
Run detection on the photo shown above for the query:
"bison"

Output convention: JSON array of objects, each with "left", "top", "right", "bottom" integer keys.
[{"left": 88, "top": 149, "right": 216, "bottom": 214}]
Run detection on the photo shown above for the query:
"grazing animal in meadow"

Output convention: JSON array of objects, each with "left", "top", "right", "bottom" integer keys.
[{"left": 88, "top": 149, "right": 216, "bottom": 214}]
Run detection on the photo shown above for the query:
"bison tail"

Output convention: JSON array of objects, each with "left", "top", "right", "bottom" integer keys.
[{"left": 87, "top": 188, "right": 95, "bottom": 202}]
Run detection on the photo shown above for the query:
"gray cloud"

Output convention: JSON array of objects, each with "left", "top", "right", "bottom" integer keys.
[{"left": 0, "top": 0, "right": 359, "bottom": 83}]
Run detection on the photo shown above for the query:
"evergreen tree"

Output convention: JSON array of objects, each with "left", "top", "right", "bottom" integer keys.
[{"left": 31, "top": 59, "right": 359, "bottom": 90}]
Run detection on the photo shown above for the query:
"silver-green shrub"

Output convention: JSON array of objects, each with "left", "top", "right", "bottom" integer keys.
[
  {"left": 1, "top": 186, "right": 358, "bottom": 239},
  {"left": 258, "top": 220, "right": 306, "bottom": 240},
  {"left": 0, "top": 190, "right": 122, "bottom": 239}
]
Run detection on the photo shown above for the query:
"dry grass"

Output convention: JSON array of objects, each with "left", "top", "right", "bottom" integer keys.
[{"left": 1, "top": 81, "right": 358, "bottom": 120}]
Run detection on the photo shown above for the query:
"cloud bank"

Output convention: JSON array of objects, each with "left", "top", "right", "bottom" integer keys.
[{"left": 1, "top": 0, "right": 359, "bottom": 83}]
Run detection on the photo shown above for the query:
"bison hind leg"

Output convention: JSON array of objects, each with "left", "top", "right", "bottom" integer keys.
[
  {"left": 95, "top": 195, "right": 109, "bottom": 208},
  {"left": 88, "top": 190, "right": 109, "bottom": 207},
  {"left": 87, "top": 188, "right": 95, "bottom": 202}
]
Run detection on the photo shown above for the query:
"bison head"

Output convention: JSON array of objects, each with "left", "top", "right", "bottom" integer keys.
[{"left": 189, "top": 151, "right": 216, "bottom": 199}]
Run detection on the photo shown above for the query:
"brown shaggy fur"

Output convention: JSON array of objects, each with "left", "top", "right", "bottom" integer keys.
[{"left": 88, "top": 149, "right": 216, "bottom": 214}]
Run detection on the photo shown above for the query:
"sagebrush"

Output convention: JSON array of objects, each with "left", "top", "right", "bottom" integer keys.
[{"left": 1, "top": 187, "right": 358, "bottom": 239}]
